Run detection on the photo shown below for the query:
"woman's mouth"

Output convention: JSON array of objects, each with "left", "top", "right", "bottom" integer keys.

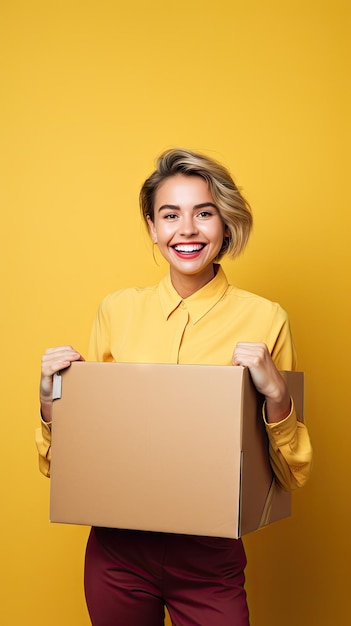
[{"left": 172, "top": 243, "right": 205, "bottom": 256}]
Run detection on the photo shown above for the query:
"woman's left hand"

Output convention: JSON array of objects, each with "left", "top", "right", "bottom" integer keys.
[{"left": 232, "top": 342, "right": 291, "bottom": 423}]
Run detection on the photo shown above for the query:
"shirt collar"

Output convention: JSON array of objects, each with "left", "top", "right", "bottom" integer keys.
[{"left": 158, "top": 265, "right": 229, "bottom": 324}]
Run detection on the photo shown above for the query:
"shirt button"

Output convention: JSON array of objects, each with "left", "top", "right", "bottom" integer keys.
[{"left": 274, "top": 429, "right": 281, "bottom": 435}]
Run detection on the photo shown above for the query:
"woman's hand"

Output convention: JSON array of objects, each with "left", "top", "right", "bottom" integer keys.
[
  {"left": 232, "top": 342, "right": 291, "bottom": 423},
  {"left": 40, "top": 346, "right": 84, "bottom": 422}
]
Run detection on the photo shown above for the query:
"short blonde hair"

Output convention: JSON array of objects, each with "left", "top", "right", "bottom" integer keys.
[{"left": 139, "top": 148, "right": 252, "bottom": 260}]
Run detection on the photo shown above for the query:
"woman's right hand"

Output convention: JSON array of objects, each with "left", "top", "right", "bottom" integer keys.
[{"left": 40, "top": 346, "right": 84, "bottom": 422}]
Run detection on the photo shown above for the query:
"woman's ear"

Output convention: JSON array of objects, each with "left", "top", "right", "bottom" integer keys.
[{"left": 146, "top": 215, "right": 157, "bottom": 243}]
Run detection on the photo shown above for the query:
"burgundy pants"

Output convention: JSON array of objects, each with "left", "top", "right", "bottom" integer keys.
[{"left": 84, "top": 527, "right": 249, "bottom": 626}]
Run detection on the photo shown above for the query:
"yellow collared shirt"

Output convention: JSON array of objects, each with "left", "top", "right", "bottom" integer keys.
[{"left": 37, "top": 266, "right": 312, "bottom": 489}]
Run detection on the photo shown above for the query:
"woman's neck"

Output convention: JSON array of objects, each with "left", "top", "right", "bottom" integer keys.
[{"left": 170, "top": 264, "right": 217, "bottom": 299}]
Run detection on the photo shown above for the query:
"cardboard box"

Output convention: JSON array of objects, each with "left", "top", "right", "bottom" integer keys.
[{"left": 50, "top": 362, "right": 303, "bottom": 538}]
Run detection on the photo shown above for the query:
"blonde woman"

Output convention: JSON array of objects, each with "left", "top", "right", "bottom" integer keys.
[{"left": 37, "top": 148, "right": 312, "bottom": 626}]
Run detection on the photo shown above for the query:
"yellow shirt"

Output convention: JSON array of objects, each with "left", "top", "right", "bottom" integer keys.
[{"left": 37, "top": 266, "right": 312, "bottom": 490}]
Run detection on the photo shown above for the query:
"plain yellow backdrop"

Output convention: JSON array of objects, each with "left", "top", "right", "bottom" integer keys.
[{"left": 1, "top": 1, "right": 350, "bottom": 624}]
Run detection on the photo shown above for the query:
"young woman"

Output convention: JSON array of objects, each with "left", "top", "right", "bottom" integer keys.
[{"left": 37, "top": 148, "right": 312, "bottom": 626}]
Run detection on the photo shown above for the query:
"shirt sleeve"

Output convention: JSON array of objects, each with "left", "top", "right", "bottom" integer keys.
[
  {"left": 263, "top": 400, "right": 313, "bottom": 491},
  {"left": 266, "top": 306, "right": 313, "bottom": 491},
  {"left": 35, "top": 418, "right": 52, "bottom": 478}
]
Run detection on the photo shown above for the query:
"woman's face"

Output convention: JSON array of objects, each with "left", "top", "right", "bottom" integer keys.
[{"left": 147, "top": 174, "right": 227, "bottom": 295}]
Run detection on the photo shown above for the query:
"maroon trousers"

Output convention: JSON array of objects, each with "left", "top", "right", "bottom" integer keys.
[{"left": 84, "top": 527, "right": 249, "bottom": 626}]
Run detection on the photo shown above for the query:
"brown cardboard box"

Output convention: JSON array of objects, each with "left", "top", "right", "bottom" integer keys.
[{"left": 50, "top": 362, "right": 303, "bottom": 538}]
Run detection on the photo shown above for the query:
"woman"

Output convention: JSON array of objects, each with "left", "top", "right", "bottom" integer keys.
[{"left": 37, "top": 148, "right": 312, "bottom": 625}]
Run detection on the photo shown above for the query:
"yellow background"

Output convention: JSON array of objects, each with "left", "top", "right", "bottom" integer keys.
[{"left": 1, "top": 0, "right": 350, "bottom": 624}]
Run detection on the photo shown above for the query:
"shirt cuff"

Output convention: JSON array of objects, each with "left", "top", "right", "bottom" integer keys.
[
  {"left": 39, "top": 415, "right": 52, "bottom": 442},
  {"left": 262, "top": 398, "right": 299, "bottom": 447}
]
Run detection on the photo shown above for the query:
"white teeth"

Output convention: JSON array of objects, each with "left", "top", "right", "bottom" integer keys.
[{"left": 174, "top": 244, "right": 204, "bottom": 252}]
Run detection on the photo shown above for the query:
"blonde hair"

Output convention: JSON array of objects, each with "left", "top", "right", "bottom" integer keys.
[{"left": 139, "top": 148, "right": 252, "bottom": 260}]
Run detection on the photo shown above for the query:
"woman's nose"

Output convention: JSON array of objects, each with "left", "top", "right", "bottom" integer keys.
[{"left": 180, "top": 215, "right": 199, "bottom": 236}]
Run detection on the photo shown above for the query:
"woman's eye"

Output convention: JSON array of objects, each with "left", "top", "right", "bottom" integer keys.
[
  {"left": 164, "top": 213, "right": 178, "bottom": 220},
  {"left": 198, "top": 211, "right": 212, "bottom": 218}
]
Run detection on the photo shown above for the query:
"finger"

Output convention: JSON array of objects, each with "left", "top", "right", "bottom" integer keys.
[
  {"left": 234, "top": 342, "right": 268, "bottom": 357},
  {"left": 232, "top": 342, "right": 270, "bottom": 365},
  {"left": 235, "top": 341, "right": 267, "bottom": 350},
  {"left": 42, "top": 347, "right": 83, "bottom": 363},
  {"left": 232, "top": 350, "right": 264, "bottom": 367},
  {"left": 41, "top": 348, "right": 84, "bottom": 377},
  {"left": 42, "top": 346, "right": 82, "bottom": 360}
]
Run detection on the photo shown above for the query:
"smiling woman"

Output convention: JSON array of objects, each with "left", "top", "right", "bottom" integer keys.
[
  {"left": 146, "top": 174, "right": 227, "bottom": 297},
  {"left": 36, "top": 148, "right": 312, "bottom": 626},
  {"left": 140, "top": 148, "right": 253, "bottom": 260}
]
